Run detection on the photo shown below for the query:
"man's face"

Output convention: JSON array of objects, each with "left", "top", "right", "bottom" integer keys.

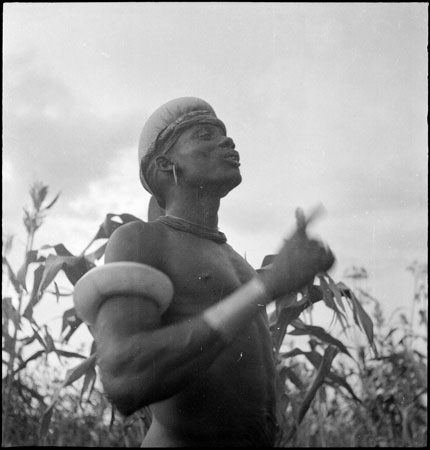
[{"left": 171, "top": 123, "right": 242, "bottom": 196}]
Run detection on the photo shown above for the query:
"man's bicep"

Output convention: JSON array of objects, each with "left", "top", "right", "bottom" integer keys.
[
  {"left": 93, "top": 294, "right": 166, "bottom": 413},
  {"left": 95, "top": 294, "right": 161, "bottom": 341},
  {"left": 94, "top": 294, "right": 162, "bottom": 377}
]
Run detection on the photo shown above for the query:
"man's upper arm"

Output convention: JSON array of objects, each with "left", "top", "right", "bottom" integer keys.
[
  {"left": 95, "top": 221, "right": 164, "bottom": 353},
  {"left": 104, "top": 220, "right": 159, "bottom": 267}
]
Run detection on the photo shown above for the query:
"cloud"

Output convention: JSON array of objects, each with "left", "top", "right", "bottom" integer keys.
[
  {"left": 3, "top": 53, "right": 148, "bottom": 242},
  {"left": 24, "top": 149, "right": 151, "bottom": 257},
  {"left": 2, "top": 5, "right": 426, "bottom": 320},
  {"left": 3, "top": 53, "right": 145, "bottom": 206}
]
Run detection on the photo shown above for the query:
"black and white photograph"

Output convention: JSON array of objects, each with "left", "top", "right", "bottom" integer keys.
[{"left": 3, "top": 3, "right": 427, "bottom": 447}]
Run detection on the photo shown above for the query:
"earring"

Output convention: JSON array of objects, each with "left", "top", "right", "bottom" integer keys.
[{"left": 172, "top": 164, "right": 178, "bottom": 186}]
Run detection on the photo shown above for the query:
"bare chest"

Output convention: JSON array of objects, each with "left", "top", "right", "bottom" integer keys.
[{"left": 157, "top": 227, "right": 256, "bottom": 321}]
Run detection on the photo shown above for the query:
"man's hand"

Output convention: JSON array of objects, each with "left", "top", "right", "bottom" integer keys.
[{"left": 261, "top": 207, "right": 335, "bottom": 299}]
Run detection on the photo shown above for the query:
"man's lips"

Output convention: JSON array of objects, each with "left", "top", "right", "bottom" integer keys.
[{"left": 223, "top": 151, "right": 241, "bottom": 166}]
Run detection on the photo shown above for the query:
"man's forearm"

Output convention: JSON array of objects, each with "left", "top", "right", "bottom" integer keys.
[
  {"left": 98, "top": 277, "right": 271, "bottom": 415},
  {"left": 98, "top": 314, "right": 227, "bottom": 415},
  {"left": 202, "top": 277, "right": 270, "bottom": 342}
]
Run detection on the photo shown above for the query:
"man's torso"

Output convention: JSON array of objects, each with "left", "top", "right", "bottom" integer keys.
[{"left": 141, "top": 221, "right": 277, "bottom": 446}]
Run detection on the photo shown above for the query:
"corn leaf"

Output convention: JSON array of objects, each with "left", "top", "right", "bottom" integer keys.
[
  {"left": 261, "top": 254, "right": 276, "bottom": 268},
  {"left": 288, "top": 322, "right": 352, "bottom": 357},
  {"left": 56, "top": 350, "right": 86, "bottom": 359},
  {"left": 272, "top": 306, "right": 305, "bottom": 354},
  {"left": 326, "top": 274, "right": 348, "bottom": 314},
  {"left": 30, "top": 182, "right": 48, "bottom": 209},
  {"left": 347, "top": 289, "right": 377, "bottom": 355},
  {"left": 40, "top": 354, "right": 97, "bottom": 441},
  {"left": 62, "top": 319, "right": 84, "bottom": 343},
  {"left": 318, "top": 275, "right": 337, "bottom": 310},
  {"left": 61, "top": 308, "right": 83, "bottom": 342},
  {"left": 2, "top": 297, "right": 21, "bottom": 330},
  {"left": 61, "top": 308, "right": 78, "bottom": 333},
  {"left": 3, "top": 331, "right": 16, "bottom": 354},
  {"left": 42, "top": 191, "right": 61, "bottom": 211},
  {"left": 285, "top": 346, "right": 339, "bottom": 442},
  {"left": 63, "top": 354, "right": 97, "bottom": 387},
  {"left": 43, "top": 326, "right": 60, "bottom": 363},
  {"left": 80, "top": 358, "right": 97, "bottom": 404},
  {"left": 30, "top": 324, "right": 48, "bottom": 351},
  {"left": 23, "top": 265, "right": 45, "bottom": 321},
  {"left": 275, "top": 293, "right": 298, "bottom": 316},
  {"left": 271, "top": 309, "right": 290, "bottom": 355},
  {"left": 336, "top": 281, "right": 354, "bottom": 299},
  {"left": 16, "top": 250, "right": 46, "bottom": 291},
  {"left": 11, "top": 378, "right": 46, "bottom": 406},
  {"left": 284, "top": 366, "right": 304, "bottom": 390},
  {"left": 297, "top": 345, "right": 339, "bottom": 424},
  {"left": 39, "top": 254, "right": 94, "bottom": 293},
  {"left": 325, "top": 373, "right": 361, "bottom": 403},
  {"left": 85, "top": 242, "right": 107, "bottom": 263},
  {"left": 2, "top": 256, "right": 21, "bottom": 294},
  {"left": 318, "top": 275, "right": 348, "bottom": 328},
  {"left": 279, "top": 347, "right": 311, "bottom": 360},
  {"left": 39, "top": 399, "right": 56, "bottom": 443},
  {"left": 92, "top": 213, "right": 141, "bottom": 241},
  {"left": 275, "top": 366, "right": 291, "bottom": 431},
  {"left": 12, "top": 350, "right": 45, "bottom": 376},
  {"left": 271, "top": 286, "right": 326, "bottom": 356},
  {"left": 53, "top": 282, "right": 60, "bottom": 304},
  {"left": 53, "top": 243, "right": 74, "bottom": 256}
]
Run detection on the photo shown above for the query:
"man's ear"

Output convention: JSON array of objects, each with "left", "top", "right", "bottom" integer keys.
[{"left": 155, "top": 155, "right": 174, "bottom": 172}]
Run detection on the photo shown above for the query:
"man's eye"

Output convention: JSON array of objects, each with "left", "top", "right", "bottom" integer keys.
[{"left": 198, "top": 131, "right": 212, "bottom": 140}]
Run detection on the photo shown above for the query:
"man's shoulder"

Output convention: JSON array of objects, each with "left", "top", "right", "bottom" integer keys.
[
  {"left": 111, "top": 219, "right": 165, "bottom": 240},
  {"left": 105, "top": 219, "right": 166, "bottom": 266}
]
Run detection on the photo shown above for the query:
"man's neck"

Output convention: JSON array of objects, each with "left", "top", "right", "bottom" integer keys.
[{"left": 165, "top": 187, "right": 221, "bottom": 229}]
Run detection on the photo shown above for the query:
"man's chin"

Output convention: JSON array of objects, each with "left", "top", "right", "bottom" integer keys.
[
  {"left": 220, "top": 173, "right": 242, "bottom": 197},
  {"left": 196, "top": 172, "right": 242, "bottom": 197}
]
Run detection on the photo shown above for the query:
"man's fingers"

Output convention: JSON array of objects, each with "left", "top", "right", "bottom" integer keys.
[
  {"left": 294, "top": 204, "right": 326, "bottom": 237},
  {"left": 295, "top": 208, "right": 306, "bottom": 234},
  {"left": 310, "top": 240, "right": 335, "bottom": 272},
  {"left": 320, "top": 245, "right": 336, "bottom": 271},
  {"left": 306, "top": 204, "right": 326, "bottom": 227}
]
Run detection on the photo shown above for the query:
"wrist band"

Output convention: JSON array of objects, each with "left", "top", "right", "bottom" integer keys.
[
  {"left": 73, "top": 262, "right": 174, "bottom": 325},
  {"left": 202, "top": 277, "right": 270, "bottom": 342}
]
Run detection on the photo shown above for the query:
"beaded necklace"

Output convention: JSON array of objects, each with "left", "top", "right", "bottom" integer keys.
[{"left": 157, "top": 215, "right": 227, "bottom": 244}]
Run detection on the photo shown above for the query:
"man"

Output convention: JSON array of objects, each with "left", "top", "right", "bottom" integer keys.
[{"left": 75, "top": 97, "right": 335, "bottom": 447}]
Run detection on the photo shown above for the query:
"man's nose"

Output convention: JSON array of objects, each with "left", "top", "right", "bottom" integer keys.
[{"left": 218, "top": 136, "right": 235, "bottom": 149}]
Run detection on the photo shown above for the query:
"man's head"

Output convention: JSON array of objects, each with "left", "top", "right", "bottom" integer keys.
[{"left": 139, "top": 97, "right": 241, "bottom": 208}]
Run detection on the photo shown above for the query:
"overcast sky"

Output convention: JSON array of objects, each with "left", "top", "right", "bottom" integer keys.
[{"left": 3, "top": 3, "right": 428, "bottom": 329}]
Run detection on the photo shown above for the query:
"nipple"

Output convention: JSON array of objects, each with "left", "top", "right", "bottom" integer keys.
[{"left": 198, "top": 272, "right": 211, "bottom": 281}]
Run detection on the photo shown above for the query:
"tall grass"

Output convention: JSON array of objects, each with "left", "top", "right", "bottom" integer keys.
[
  {"left": 2, "top": 183, "right": 427, "bottom": 447},
  {"left": 277, "top": 265, "right": 427, "bottom": 447}
]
